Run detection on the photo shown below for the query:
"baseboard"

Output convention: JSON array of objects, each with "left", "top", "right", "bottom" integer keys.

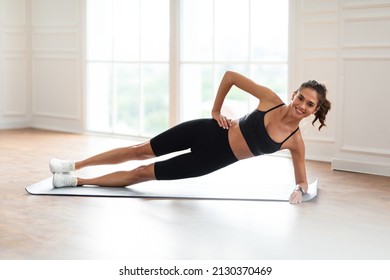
[
  {"left": 332, "top": 158, "right": 390, "bottom": 177},
  {"left": 30, "top": 124, "right": 83, "bottom": 134},
  {"left": 0, "top": 121, "right": 30, "bottom": 130}
]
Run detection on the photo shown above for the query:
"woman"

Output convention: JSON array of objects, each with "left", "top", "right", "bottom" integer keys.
[{"left": 50, "top": 71, "right": 331, "bottom": 204}]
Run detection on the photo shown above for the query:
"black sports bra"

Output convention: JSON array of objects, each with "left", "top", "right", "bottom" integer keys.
[{"left": 239, "top": 103, "right": 299, "bottom": 156}]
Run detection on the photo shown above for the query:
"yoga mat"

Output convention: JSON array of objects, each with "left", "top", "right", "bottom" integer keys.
[{"left": 26, "top": 177, "right": 318, "bottom": 202}]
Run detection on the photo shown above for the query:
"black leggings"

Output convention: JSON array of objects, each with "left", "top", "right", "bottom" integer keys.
[{"left": 150, "top": 119, "right": 238, "bottom": 180}]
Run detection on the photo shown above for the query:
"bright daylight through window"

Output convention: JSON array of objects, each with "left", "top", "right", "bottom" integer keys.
[{"left": 86, "top": 0, "right": 288, "bottom": 137}]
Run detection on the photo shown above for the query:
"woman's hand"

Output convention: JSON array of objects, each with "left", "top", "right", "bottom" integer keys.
[
  {"left": 212, "top": 111, "right": 232, "bottom": 129},
  {"left": 289, "top": 189, "right": 303, "bottom": 204}
]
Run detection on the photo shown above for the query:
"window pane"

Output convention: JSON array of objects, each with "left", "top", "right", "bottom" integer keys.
[
  {"left": 86, "top": 0, "right": 112, "bottom": 60},
  {"left": 181, "top": 64, "right": 213, "bottom": 120},
  {"left": 113, "top": 64, "right": 140, "bottom": 135},
  {"left": 113, "top": 0, "right": 140, "bottom": 61},
  {"left": 214, "top": 0, "right": 249, "bottom": 61},
  {"left": 251, "top": 0, "right": 288, "bottom": 61},
  {"left": 251, "top": 64, "right": 288, "bottom": 103},
  {"left": 142, "top": 65, "right": 169, "bottom": 136},
  {"left": 215, "top": 65, "right": 250, "bottom": 118},
  {"left": 111, "top": 64, "right": 169, "bottom": 136},
  {"left": 87, "top": 63, "right": 112, "bottom": 132},
  {"left": 140, "top": 0, "right": 169, "bottom": 61},
  {"left": 87, "top": 0, "right": 170, "bottom": 137},
  {"left": 181, "top": 0, "right": 213, "bottom": 61},
  {"left": 181, "top": 64, "right": 254, "bottom": 121}
]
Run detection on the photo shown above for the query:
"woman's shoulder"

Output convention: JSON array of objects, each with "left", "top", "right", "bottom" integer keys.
[
  {"left": 257, "top": 95, "right": 285, "bottom": 111},
  {"left": 284, "top": 129, "right": 305, "bottom": 153}
]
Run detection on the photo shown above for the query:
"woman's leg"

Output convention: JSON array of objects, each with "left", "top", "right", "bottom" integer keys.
[
  {"left": 53, "top": 119, "right": 237, "bottom": 187},
  {"left": 76, "top": 163, "right": 156, "bottom": 187},
  {"left": 56, "top": 119, "right": 205, "bottom": 173},
  {"left": 75, "top": 141, "right": 155, "bottom": 170},
  {"left": 74, "top": 118, "right": 203, "bottom": 170}
]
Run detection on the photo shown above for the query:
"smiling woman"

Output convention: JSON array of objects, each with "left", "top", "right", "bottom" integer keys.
[
  {"left": 292, "top": 80, "right": 331, "bottom": 130},
  {"left": 50, "top": 71, "right": 331, "bottom": 204}
]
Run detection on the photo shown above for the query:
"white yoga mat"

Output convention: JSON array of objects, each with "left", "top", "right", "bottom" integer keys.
[{"left": 26, "top": 177, "right": 318, "bottom": 202}]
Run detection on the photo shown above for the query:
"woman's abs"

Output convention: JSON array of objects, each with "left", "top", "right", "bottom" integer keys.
[{"left": 228, "top": 120, "right": 254, "bottom": 160}]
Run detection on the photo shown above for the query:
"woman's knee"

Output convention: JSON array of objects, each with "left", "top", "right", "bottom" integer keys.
[
  {"left": 132, "top": 164, "right": 155, "bottom": 181},
  {"left": 128, "top": 141, "right": 156, "bottom": 160}
]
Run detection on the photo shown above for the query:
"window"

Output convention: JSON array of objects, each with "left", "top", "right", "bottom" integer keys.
[
  {"left": 86, "top": 0, "right": 288, "bottom": 137},
  {"left": 86, "top": 0, "right": 170, "bottom": 137},
  {"left": 180, "top": 0, "right": 289, "bottom": 121}
]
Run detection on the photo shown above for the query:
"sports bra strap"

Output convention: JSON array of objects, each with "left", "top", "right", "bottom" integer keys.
[
  {"left": 265, "top": 103, "right": 285, "bottom": 113},
  {"left": 281, "top": 127, "right": 299, "bottom": 144}
]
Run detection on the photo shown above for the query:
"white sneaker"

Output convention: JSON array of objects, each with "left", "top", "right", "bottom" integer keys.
[
  {"left": 53, "top": 173, "right": 78, "bottom": 188},
  {"left": 49, "top": 158, "right": 75, "bottom": 173}
]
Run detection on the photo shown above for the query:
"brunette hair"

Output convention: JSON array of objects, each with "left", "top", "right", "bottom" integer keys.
[{"left": 296, "top": 80, "right": 331, "bottom": 131}]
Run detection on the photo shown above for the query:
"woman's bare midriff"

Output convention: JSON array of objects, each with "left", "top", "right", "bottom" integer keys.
[{"left": 228, "top": 120, "right": 254, "bottom": 160}]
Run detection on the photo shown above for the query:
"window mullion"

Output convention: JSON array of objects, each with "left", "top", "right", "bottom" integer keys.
[
  {"left": 110, "top": 0, "right": 115, "bottom": 133},
  {"left": 138, "top": 0, "right": 144, "bottom": 135},
  {"left": 169, "top": 0, "right": 180, "bottom": 126},
  {"left": 212, "top": 0, "right": 216, "bottom": 101}
]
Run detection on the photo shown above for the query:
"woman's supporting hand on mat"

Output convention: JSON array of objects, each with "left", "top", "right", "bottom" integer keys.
[
  {"left": 289, "top": 190, "right": 302, "bottom": 204},
  {"left": 289, "top": 184, "right": 306, "bottom": 204}
]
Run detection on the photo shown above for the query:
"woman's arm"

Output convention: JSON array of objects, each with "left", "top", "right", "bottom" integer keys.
[
  {"left": 212, "top": 71, "right": 235, "bottom": 128},
  {"left": 288, "top": 135, "right": 309, "bottom": 204},
  {"left": 212, "top": 71, "right": 280, "bottom": 128}
]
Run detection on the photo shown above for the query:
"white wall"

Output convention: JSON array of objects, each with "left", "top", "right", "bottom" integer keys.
[
  {"left": 0, "top": 0, "right": 389, "bottom": 176},
  {"left": 30, "top": 0, "right": 84, "bottom": 132},
  {"left": 0, "top": 0, "right": 30, "bottom": 128},
  {"left": 0, "top": 0, "right": 84, "bottom": 132},
  {"left": 291, "top": 0, "right": 390, "bottom": 176}
]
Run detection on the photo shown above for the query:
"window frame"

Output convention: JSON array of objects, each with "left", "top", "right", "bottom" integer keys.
[{"left": 85, "top": 0, "right": 289, "bottom": 137}]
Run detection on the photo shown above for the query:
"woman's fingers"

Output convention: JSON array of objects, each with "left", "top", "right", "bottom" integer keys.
[
  {"left": 289, "top": 191, "right": 303, "bottom": 204},
  {"left": 212, "top": 111, "right": 231, "bottom": 129},
  {"left": 219, "top": 116, "right": 231, "bottom": 129}
]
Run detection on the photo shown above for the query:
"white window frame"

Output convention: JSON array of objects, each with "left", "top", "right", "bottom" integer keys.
[{"left": 86, "top": 0, "right": 289, "bottom": 136}]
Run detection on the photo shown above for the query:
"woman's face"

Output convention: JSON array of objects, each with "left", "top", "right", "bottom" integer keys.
[{"left": 291, "top": 87, "right": 319, "bottom": 118}]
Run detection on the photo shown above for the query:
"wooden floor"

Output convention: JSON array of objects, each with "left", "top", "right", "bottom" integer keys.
[{"left": 1, "top": 128, "right": 389, "bottom": 260}]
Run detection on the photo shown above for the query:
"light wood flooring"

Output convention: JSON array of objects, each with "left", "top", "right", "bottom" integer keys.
[{"left": 1, "top": 128, "right": 389, "bottom": 260}]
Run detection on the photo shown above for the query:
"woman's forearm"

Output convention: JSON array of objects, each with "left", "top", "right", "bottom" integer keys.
[{"left": 212, "top": 71, "right": 234, "bottom": 113}]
